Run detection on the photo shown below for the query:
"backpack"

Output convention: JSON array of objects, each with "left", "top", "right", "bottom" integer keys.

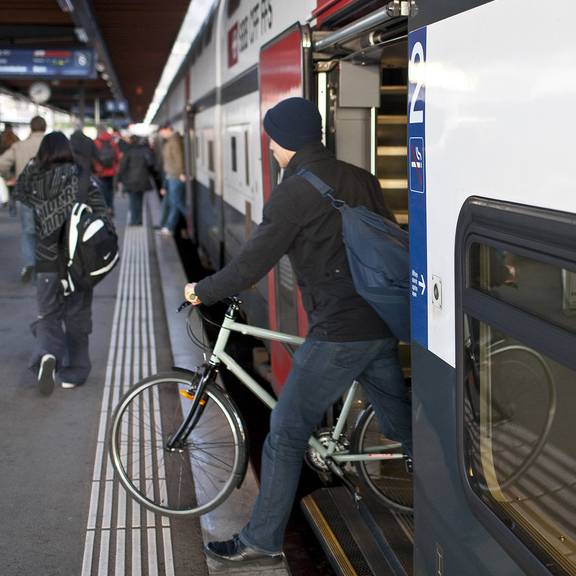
[
  {"left": 63, "top": 176, "right": 119, "bottom": 294},
  {"left": 97, "top": 139, "right": 115, "bottom": 168},
  {"left": 298, "top": 168, "right": 411, "bottom": 342}
]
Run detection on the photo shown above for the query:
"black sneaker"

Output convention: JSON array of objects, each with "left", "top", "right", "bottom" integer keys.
[
  {"left": 38, "top": 354, "right": 56, "bottom": 396},
  {"left": 205, "top": 535, "right": 283, "bottom": 566}
]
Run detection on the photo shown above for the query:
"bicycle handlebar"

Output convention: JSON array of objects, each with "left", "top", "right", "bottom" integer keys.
[{"left": 177, "top": 295, "right": 242, "bottom": 313}]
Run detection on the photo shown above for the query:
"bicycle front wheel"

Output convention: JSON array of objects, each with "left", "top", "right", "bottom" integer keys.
[
  {"left": 109, "top": 371, "right": 248, "bottom": 517},
  {"left": 352, "top": 405, "right": 413, "bottom": 514}
]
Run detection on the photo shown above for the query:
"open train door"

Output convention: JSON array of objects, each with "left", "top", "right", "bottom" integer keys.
[{"left": 259, "top": 24, "right": 312, "bottom": 393}]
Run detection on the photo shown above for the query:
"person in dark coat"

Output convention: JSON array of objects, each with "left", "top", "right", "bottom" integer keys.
[
  {"left": 117, "top": 135, "right": 161, "bottom": 225},
  {"left": 184, "top": 98, "right": 412, "bottom": 565},
  {"left": 15, "top": 132, "right": 110, "bottom": 395},
  {"left": 70, "top": 126, "right": 98, "bottom": 177}
]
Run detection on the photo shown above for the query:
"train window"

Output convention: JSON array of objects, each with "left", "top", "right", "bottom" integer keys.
[
  {"left": 469, "top": 244, "right": 576, "bottom": 334},
  {"left": 244, "top": 130, "right": 250, "bottom": 187},
  {"left": 460, "top": 214, "right": 576, "bottom": 574},
  {"left": 208, "top": 140, "right": 214, "bottom": 172},
  {"left": 195, "top": 135, "right": 200, "bottom": 159},
  {"left": 231, "top": 136, "right": 237, "bottom": 173},
  {"left": 464, "top": 315, "right": 576, "bottom": 574}
]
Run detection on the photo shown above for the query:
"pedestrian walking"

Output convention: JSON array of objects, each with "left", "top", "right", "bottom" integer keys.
[
  {"left": 93, "top": 124, "right": 120, "bottom": 216},
  {"left": 0, "top": 116, "right": 47, "bottom": 282},
  {"left": 70, "top": 124, "right": 98, "bottom": 178},
  {"left": 117, "top": 135, "right": 162, "bottom": 225},
  {"left": 158, "top": 124, "right": 186, "bottom": 236},
  {"left": 15, "top": 132, "right": 109, "bottom": 395}
]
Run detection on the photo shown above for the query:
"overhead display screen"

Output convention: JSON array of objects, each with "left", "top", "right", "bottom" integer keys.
[{"left": 0, "top": 49, "right": 96, "bottom": 79}]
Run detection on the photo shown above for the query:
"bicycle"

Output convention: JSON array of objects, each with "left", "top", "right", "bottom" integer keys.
[{"left": 108, "top": 297, "right": 413, "bottom": 517}]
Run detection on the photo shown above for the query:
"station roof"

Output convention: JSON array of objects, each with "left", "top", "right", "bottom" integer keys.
[{"left": 0, "top": 0, "right": 190, "bottom": 122}]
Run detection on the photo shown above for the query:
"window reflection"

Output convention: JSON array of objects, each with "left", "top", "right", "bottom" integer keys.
[
  {"left": 469, "top": 243, "right": 576, "bottom": 334},
  {"left": 464, "top": 317, "right": 576, "bottom": 573}
]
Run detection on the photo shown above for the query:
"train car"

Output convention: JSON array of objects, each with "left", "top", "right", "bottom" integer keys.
[
  {"left": 153, "top": 0, "right": 575, "bottom": 574},
  {"left": 410, "top": 1, "right": 576, "bottom": 575}
]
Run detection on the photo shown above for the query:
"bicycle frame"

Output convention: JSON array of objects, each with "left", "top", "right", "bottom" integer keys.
[{"left": 204, "top": 304, "right": 404, "bottom": 466}]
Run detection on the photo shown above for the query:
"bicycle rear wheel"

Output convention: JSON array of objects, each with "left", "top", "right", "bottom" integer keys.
[
  {"left": 352, "top": 405, "right": 413, "bottom": 513},
  {"left": 109, "top": 370, "right": 248, "bottom": 517}
]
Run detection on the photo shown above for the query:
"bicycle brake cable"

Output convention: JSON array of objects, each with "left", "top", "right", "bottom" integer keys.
[{"left": 185, "top": 307, "right": 211, "bottom": 352}]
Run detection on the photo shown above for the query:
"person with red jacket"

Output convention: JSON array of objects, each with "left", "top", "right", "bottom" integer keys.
[{"left": 93, "top": 124, "right": 120, "bottom": 216}]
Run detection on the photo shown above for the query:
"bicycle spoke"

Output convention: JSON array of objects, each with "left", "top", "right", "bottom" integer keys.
[{"left": 110, "top": 376, "right": 245, "bottom": 515}]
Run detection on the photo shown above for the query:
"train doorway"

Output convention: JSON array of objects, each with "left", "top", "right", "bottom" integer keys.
[{"left": 303, "top": 22, "right": 415, "bottom": 576}]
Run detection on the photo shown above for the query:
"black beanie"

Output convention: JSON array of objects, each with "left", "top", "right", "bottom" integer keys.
[{"left": 263, "top": 97, "right": 322, "bottom": 151}]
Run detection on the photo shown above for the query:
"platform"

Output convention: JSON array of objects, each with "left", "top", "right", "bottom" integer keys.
[{"left": 0, "top": 193, "right": 290, "bottom": 576}]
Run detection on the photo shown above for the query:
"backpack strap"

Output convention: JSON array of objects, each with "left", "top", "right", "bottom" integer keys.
[{"left": 296, "top": 168, "right": 346, "bottom": 208}]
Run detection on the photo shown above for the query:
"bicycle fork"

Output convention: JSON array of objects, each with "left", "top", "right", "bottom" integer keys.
[{"left": 165, "top": 365, "right": 216, "bottom": 452}]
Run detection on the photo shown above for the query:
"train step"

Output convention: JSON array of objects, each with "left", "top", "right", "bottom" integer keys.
[{"left": 301, "top": 487, "right": 413, "bottom": 576}]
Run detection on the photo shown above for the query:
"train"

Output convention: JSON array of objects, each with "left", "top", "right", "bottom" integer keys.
[{"left": 153, "top": 1, "right": 576, "bottom": 575}]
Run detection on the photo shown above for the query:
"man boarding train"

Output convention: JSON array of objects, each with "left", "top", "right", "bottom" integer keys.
[{"left": 184, "top": 97, "right": 412, "bottom": 565}]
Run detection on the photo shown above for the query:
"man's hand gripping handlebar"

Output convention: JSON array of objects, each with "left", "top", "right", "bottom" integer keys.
[{"left": 184, "top": 282, "right": 202, "bottom": 306}]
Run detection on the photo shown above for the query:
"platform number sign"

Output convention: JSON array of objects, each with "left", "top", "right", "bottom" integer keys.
[{"left": 408, "top": 28, "right": 428, "bottom": 348}]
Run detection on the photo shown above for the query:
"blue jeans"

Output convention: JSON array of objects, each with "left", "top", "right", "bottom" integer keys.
[
  {"left": 98, "top": 176, "right": 114, "bottom": 211},
  {"left": 239, "top": 337, "right": 412, "bottom": 554},
  {"left": 18, "top": 201, "right": 35, "bottom": 268},
  {"left": 163, "top": 178, "right": 186, "bottom": 232}
]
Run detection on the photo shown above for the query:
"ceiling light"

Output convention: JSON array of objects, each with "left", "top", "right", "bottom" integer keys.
[
  {"left": 75, "top": 27, "right": 89, "bottom": 43},
  {"left": 57, "top": 0, "right": 74, "bottom": 13}
]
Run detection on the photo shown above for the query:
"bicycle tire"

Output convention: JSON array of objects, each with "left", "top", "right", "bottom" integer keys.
[
  {"left": 352, "top": 405, "right": 413, "bottom": 514},
  {"left": 481, "top": 343, "right": 557, "bottom": 491},
  {"left": 109, "top": 370, "right": 248, "bottom": 517}
]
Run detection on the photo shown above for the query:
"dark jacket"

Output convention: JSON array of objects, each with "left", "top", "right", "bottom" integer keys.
[
  {"left": 117, "top": 143, "right": 161, "bottom": 192},
  {"left": 195, "top": 142, "right": 394, "bottom": 341},
  {"left": 70, "top": 130, "right": 97, "bottom": 176},
  {"left": 15, "top": 162, "right": 108, "bottom": 272}
]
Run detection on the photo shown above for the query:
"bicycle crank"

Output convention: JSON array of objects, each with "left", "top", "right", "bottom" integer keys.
[{"left": 305, "top": 428, "right": 350, "bottom": 475}]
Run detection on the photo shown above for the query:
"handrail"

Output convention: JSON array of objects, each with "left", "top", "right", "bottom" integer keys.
[{"left": 313, "top": 1, "right": 408, "bottom": 52}]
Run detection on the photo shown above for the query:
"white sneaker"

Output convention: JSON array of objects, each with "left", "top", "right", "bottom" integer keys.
[
  {"left": 38, "top": 354, "right": 56, "bottom": 396},
  {"left": 160, "top": 227, "right": 172, "bottom": 237},
  {"left": 61, "top": 382, "right": 78, "bottom": 389}
]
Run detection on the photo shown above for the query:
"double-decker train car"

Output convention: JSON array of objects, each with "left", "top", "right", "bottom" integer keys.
[{"left": 154, "top": 1, "right": 576, "bottom": 574}]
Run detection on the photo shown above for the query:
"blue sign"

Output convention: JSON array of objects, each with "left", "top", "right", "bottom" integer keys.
[
  {"left": 408, "top": 27, "right": 428, "bottom": 348},
  {"left": 409, "top": 137, "right": 425, "bottom": 194},
  {"left": 0, "top": 48, "right": 96, "bottom": 79}
]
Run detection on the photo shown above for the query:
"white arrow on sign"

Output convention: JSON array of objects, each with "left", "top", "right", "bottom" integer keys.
[{"left": 418, "top": 274, "right": 426, "bottom": 295}]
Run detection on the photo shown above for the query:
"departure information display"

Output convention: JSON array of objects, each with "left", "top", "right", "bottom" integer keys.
[{"left": 0, "top": 49, "right": 96, "bottom": 79}]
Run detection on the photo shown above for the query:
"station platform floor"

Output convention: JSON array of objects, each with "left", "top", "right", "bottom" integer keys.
[{"left": 0, "top": 194, "right": 290, "bottom": 576}]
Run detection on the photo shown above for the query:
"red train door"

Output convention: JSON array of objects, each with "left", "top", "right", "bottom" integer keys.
[{"left": 259, "top": 24, "right": 311, "bottom": 392}]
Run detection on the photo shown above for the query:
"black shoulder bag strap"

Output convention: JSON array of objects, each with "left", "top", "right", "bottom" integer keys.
[{"left": 296, "top": 168, "right": 346, "bottom": 209}]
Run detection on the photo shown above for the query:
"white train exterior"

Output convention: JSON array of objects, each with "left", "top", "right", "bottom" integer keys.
[{"left": 153, "top": 1, "right": 576, "bottom": 575}]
